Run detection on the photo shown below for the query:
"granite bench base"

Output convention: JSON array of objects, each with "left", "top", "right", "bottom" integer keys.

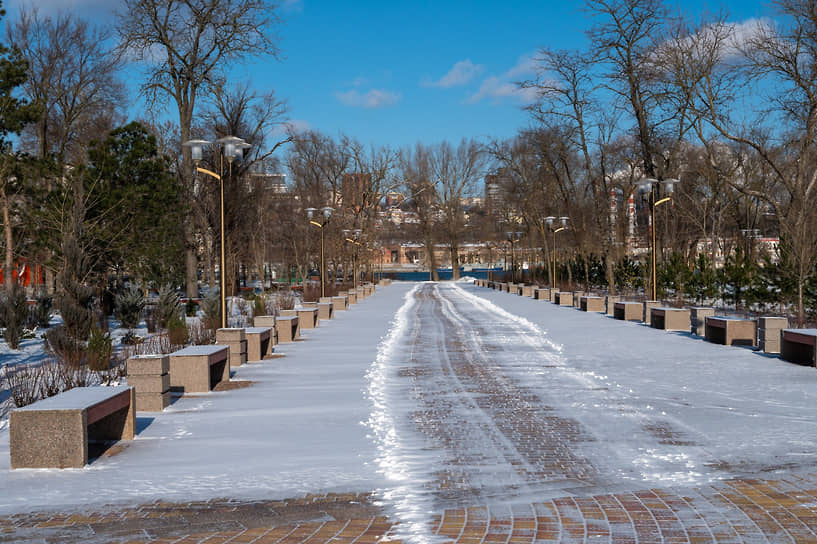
[{"left": 10, "top": 386, "right": 135, "bottom": 469}]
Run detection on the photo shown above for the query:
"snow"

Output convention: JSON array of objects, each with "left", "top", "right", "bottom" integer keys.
[
  {"left": 1, "top": 280, "right": 817, "bottom": 536},
  {"left": 170, "top": 344, "right": 228, "bottom": 356},
  {"left": 12, "top": 386, "right": 131, "bottom": 412},
  {"left": 0, "top": 283, "right": 412, "bottom": 515}
]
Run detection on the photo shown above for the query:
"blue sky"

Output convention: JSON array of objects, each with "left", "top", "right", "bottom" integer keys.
[{"left": 5, "top": 0, "right": 771, "bottom": 151}]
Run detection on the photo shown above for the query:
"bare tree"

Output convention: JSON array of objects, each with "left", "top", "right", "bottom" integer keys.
[
  {"left": 198, "top": 82, "right": 290, "bottom": 294},
  {"left": 663, "top": 1, "right": 817, "bottom": 324},
  {"left": 399, "top": 144, "right": 440, "bottom": 280},
  {"left": 117, "top": 0, "right": 282, "bottom": 298},
  {"left": 523, "top": 47, "right": 622, "bottom": 291},
  {"left": 8, "top": 8, "right": 124, "bottom": 164},
  {"left": 428, "top": 139, "right": 486, "bottom": 281}
]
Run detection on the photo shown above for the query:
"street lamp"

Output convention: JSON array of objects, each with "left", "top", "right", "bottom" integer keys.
[
  {"left": 182, "top": 135, "right": 248, "bottom": 328},
  {"left": 505, "top": 231, "right": 522, "bottom": 283},
  {"left": 343, "top": 228, "right": 362, "bottom": 290},
  {"left": 545, "top": 216, "right": 569, "bottom": 289},
  {"left": 637, "top": 178, "right": 679, "bottom": 301},
  {"left": 307, "top": 206, "right": 334, "bottom": 298}
]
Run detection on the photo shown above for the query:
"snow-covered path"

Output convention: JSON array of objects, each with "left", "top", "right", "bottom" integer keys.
[{"left": 370, "top": 282, "right": 817, "bottom": 537}]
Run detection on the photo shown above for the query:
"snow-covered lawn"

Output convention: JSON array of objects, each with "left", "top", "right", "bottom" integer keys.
[{"left": 0, "top": 284, "right": 412, "bottom": 514}]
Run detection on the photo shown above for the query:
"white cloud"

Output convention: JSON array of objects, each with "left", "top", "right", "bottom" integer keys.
[
  {"left": 656, "top": 18, "right": 773, "bottom": 67},
  {"left": 274, "top": 119, "right": 311, "bottom": 136},
  {"left": 467, "top": 53, "right": 539, "bottom": 105},
  {"left": 422, "top": 59, "right": 484, "bottom": 88},
  {"left": 336, "top": 88, "right": 401, "bottom": 109}
]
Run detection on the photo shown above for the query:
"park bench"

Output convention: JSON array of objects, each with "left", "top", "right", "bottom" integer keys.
[
  {"left": 758, "top": 317, "right": 788, "bottom": 354},
  {"left": 580, "top": 296, "right": 605, "bottom": 312},
  {"left": 780, "top": 329, "right": 817, "bottom": 366},
  {"left": 127, "top": 354, "right": 171, "bottom": 412},
  {"left": 534, "top": 288, "right": 550, "bottom": 300},
  {"left": 276, "top": 315, "right": 299, "bottom": 343},
  {"left": 347, "top": 291, "right": 358, "bottom": 304},
  {"left": 554, "top": 292, "right": 573, "bottom": 306},
  {"left": 10, "top": 385, "right": 136, "bottom": 469},
  {"left": 572, "top": 291, "right": 585, "bottom": 308},
  {"left": 650, "top": 308, "right": 690, "bottom": 332},
  {"left": 614, "top": 301, "right": 642, "bottom": 321},
  {"left": 521, "top": 285, "right": 534, "bottom": 297},
  {"left": 642, "top": 301, "right": 661, "bottom": 325},
  {"left": 169, "top": 344, "right": 230, "bottom": 393},
  {"left": 704, "top": 316, "right": 757, "bottom": 347},
  {"left": 253, "top": 315, "right": 278, "bottom": 346},
  {"left": 605, "top": 295, "right": 621, "bottom": 316},
  {"left": 296, "top": 307, "right": 319, "bottom": 329},
  {"left": 355, "top": 287, "right": 366, "bottom": 300},
  {"left": 690, "top": 307, "right": 715, "bottom": 336},
  {"left": 216, "top": 328, "right": 247, "bottom": 367},
  {"left": 332, "top": 295, "right": 348, "bottom": 310},
  {"left": 244, "top": 327, "right": 272, "bottom": 361},
  {"left": 317, "top": 302, "right": 334, "bottom": 320}
]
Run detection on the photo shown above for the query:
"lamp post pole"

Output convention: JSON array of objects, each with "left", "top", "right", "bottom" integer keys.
[
  {"left": 545, "top": 216, "right": 568, "bottom": 290},
  {"left": 505, "top": 231, "right": 522, "bottom": 283},
  {"left": 344, "top": 229, "right": 361, "bottom": 290},
  {"left": 637, "top": 178, "right": 679, "bottom": 301},
  {"left": 307, "top": 207, "right": 334, "bottom": 298},
  {"left": 183, "top": 136, "right": 249, "bottom": 328}
]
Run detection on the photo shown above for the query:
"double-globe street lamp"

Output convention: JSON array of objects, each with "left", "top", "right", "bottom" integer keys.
[
  {"left": 637, "top": 178, "right": 679, "bottom": 301},
  {"left": 343, "top": 228, "right": 362, "bottom": 290},
  {"left": 306, "top": 207, "right": 334, "bottom": 298},
  {"left": 183, "top": 136, "right": 251, "bottom": 328},
  {"left": 545, "top": 216, "right": 569, "bottom": 289},
  {"left": 505, "top": 231, "right": 523, "bottom": 283}
]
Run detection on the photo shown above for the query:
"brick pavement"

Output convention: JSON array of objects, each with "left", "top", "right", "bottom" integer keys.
[{"left": 5, "top": 477, "right": 817, "bottom": 542}]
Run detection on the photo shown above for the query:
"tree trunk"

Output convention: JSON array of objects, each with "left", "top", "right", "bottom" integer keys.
[
  {"left": 425, "top": 235, "right": 439, "bottom": 281},
  {"left": 450, "top": 244, "right": 460, "bottom": 280},
  {"left": 606, "top": 255, "right": 616, "bottom": 295},
  {"left": 2, "top": 186, "right": 13, "bottom": 292}
]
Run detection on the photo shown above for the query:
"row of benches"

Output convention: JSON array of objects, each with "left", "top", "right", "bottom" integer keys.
[
  {"left": 8, "top": 281, "right": 391, "bottom": 469},
  {"left": 475, "top": 279, "right": 817, "bottom": 368}
]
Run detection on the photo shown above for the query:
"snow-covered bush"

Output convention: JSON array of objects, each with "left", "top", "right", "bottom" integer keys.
[
  {"left": 188, "top": 320, "right": 215, "bottom": 345},
  {"left": 0, "top": 284, "right": 28, "bottom": 350},
  {"left": 275, "top": 290, "right": 295, "bottom": 313},
  {"left": 115, "top": 284, "right": 145, "bottom": 329},
  {"left": 3, "top": 365, "right": 41, "bottom": 407}
]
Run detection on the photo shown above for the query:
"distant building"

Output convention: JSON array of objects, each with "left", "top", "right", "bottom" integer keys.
[
  {"left": 342, "top": 173, "right": 371, "bottom": 211},
  {"left": 250, "top": 173, "right": 287, "bottom": 193},
  {"left": 484, "top": 169, "right": 509, "bottom": 215}
]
